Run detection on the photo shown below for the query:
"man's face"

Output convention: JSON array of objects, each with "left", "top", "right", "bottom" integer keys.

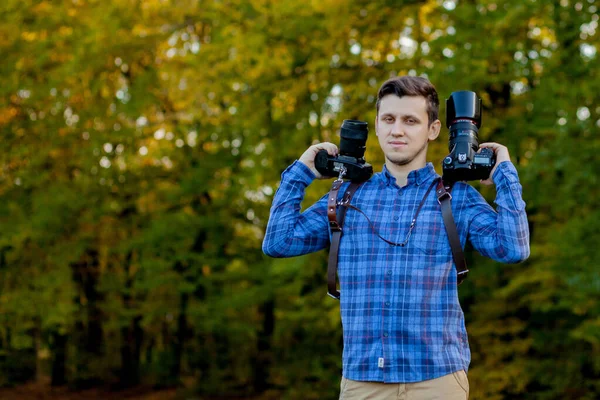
[{"left": 375, "top": 94, "right": 440, "bottom": 168}]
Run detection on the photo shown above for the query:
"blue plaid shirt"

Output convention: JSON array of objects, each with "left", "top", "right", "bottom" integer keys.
[{"left": 263, "top": 160, "right": 530, "bottom": 383}]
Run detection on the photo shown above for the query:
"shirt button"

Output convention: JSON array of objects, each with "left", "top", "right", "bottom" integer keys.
[
  {"left": 383, "top": 332, "right": 389, "bottom": 337},
  {"left": 386, "top": 270, "right": 392, "bottom": 276},
  {"left": 393, "top": 216, "right": 399, "bottom": 221},
  {"left": 385, "top": 302, "right": 391, "bottom": 307}
]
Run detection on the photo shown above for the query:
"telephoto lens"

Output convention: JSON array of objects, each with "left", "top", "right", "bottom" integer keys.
[
  {"left": 339, "top": 120, "right": 369, "bottom": 160},
  {"left": 446, "top": 90, "right": 482, "bottom": 154},
  {"left": 442, "top": 91, "right": 495, "bottom": 182}
]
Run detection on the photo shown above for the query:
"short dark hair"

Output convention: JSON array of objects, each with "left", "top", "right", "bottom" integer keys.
[{"left": 376, "top": 76, "right": 439, "bottom": 125}]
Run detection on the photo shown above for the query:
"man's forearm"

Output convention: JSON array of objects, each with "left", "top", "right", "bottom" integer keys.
[
  {"left": 468, "top": 161, "right": 530, "bottom": 263},
  {"left": 262, "top": 161, "right": 330, "bottom": 258}
]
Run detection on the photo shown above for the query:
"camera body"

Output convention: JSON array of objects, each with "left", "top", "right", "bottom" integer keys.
[
  {"left": 442, "top": 91, "right": 496, "bottom": 183},
  {"left": 315, "top": 120, "right": 373, "bottom": 182}
]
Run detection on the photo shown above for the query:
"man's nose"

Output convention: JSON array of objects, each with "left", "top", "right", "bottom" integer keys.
[{"left": 391, "top": 121, "right": 404, "bottom": 135}]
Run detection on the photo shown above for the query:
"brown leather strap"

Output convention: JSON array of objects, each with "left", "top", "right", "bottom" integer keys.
[
  {"left": 327, "top": 181, "right": 361, "bottom": 299},
  {"left": 327, "top": 179, "right": 344, "bottom": 233},
  {"left": 436, "top": 179, "right": 469, "bottom": 285}
]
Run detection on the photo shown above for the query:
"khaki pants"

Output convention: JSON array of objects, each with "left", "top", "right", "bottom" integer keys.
[{"left": 339, "top": 370, "right": 469, "bottom": 400}]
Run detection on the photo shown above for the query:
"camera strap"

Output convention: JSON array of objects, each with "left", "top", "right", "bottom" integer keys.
[
  {"left": 436, "top": 179, "right": 469, "bottom": 285},
  {"left": 327, "top": 180, "right": 361, "bottom": 299},
  {"left": 326, "top": 177, "right": 469, "bottom": 299}
]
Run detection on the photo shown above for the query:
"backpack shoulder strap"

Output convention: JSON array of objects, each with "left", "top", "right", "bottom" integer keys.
[
  {"left": 327, "top": 181, "right": 361, "bottom": 299},
  {"left": 436, "top": 178, "right": 469, "bottom": 285}
]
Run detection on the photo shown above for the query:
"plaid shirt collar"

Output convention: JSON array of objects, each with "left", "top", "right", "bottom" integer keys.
[{"left": 380, "top": 162, "right": 437, "bottom": 187}]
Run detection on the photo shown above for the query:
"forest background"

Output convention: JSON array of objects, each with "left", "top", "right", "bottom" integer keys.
[{"left": 1, "top": 0, "right": 599, "bottom": 399}]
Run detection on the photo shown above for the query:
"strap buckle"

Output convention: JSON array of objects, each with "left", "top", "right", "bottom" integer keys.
[
  {"left": 437, "top": 191, "right": 452, "bottom": 204},
  {"left": 337, "top": 165, "right": 347, "bottom": 181},
  {"left": 327, "top": 290, "right": 340, "bottom": 300},
  {"left": 329, "top": 220, "right": 342, "bottom": 232},
  {"left": 457, "top": 269, "right": 469, "bottom": 285}
]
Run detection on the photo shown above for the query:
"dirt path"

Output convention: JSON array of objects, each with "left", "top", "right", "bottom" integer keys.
[{"left": 0, "top": 382, "right": 179, "bottom": 400}]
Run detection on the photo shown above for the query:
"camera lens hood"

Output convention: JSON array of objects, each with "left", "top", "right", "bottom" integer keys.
[
  {"left": 446, "top": 91, "right": 482, "bottom": 128},
  {"left": 341, "top": 120, "right": 368, "bottom": 140}
]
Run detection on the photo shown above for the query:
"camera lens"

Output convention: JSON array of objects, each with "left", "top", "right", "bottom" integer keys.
[
  {"left": 443, "top": 91, "right": 495, "bottom": 182},
  {"left": 339, "top": 120, "right": 368, "bottom": 159},
  {"left": 446, "top": 91, "right": 482, "bottom": 155},
  {"left": 446, "top": 91, "right": 481, "bottom": 128}
]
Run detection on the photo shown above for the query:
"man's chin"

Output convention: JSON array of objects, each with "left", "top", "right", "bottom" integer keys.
[{"left": 386, "top": 155, "right": 412, "bottom": 166}]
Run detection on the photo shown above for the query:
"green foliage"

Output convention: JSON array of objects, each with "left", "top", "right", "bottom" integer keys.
[{"left": 0, "top": 0, "right": 599, "bottom": 398}]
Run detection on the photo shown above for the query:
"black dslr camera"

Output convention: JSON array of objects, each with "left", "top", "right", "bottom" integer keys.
[
  {"left": 315, "top": 120, "right": 373, "bottom": 182},
  {"left": 442, "top": 91, "right": 496, "bottom": 182}
]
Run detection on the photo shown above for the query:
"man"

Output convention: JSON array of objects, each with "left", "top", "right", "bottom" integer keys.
[{"left": 262, "top": 76, "right": 530, "bottom": 399}]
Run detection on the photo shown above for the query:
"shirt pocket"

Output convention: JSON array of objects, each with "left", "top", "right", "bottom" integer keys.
[{"left": 412, "top": 209, "right": 452, "bottom": 256}]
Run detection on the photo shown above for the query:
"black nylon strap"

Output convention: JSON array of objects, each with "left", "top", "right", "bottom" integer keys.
[
  {"left": 436, "top": 179, "right": 469, "bottom": 285},
  {"left": 327, "top": 230, "right": 343, "bottom": 299},
  {"left": 327, "top": 182, "right": 361, "bottom": 299}
]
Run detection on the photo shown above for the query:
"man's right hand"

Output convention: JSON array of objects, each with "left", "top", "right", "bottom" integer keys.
[{"left": 299, "top": 142, "right": 338, "bottom": 179}]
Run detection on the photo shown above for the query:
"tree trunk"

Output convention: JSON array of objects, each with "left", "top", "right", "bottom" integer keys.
[
  {"left": 70, "top": 248, "right": 104, "bottom": 387},
  {"left": 120, "top": 316, "right": 143, "bottom": 387},
  {"left": 50, "top": 330, "right": 67, "bottom": 386},
  {"left": 119, "top": 251, "right": 142, "bottom": 387},
  {"left": 253, "top": 297, "right": 275, "bottom": 393},
  {"left": 172, "top": 292, "right": 189, "bottom": 379},
  {"left": 33, "top": 318, "right": 43, "bottom": 383}
]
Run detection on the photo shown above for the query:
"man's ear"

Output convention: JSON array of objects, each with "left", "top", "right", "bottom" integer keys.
[{"left": 428, "top": 119, "right": 441, "bottom": 141}]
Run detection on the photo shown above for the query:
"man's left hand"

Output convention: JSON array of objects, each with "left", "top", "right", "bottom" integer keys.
[{"left": 478, "top": 142, "right": 511, "bottom": 186}]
